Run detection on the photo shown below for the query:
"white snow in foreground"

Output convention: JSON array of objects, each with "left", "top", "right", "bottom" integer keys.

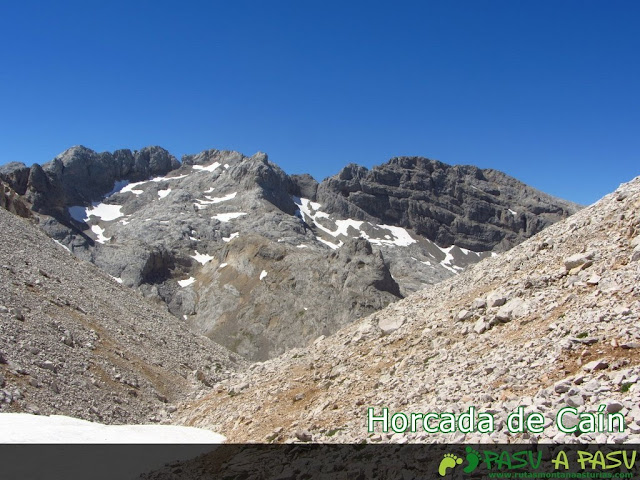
[
  {"left": 69, "top": 203, "right": 124, "bottom": 222},
  {"left": 91, "top": 225, "right": 111, "bottom": 244},
  {"left": 191, "top": 251, "right": 214, "bottom": 265},
  {"left": 259, "top": 270, "right": 268, "bottom": 280},
  {"left": 204, "top": 187, "right": 215, "bottom": 193},
  {"left": 223, "top": 232, "right": 239, "bottom": 242},
  {"left": 0, "top": 413, "right": 225, "bottom": 444},
  {"left": 296, "top": 244, "right": 308, "bottom": 249},
  {"left": 212, "top": 212, "right": 246, "bottom": 222},
  {"left": 110, "top": 276, "right": 123, "bottom": 284},
  {"left": 508, "top": 208, "right": 518, "bottom": 216},
  {"left": 219, "top": 263, "right": 228, "bottom": 269},
  {"left": 192, "top": 162, "right": 221, "bottom": 173},
  {"left": 178, "top": 277, "right": 196, "bottom": 287},
  {"left": 158, "top": 188, "right": 171, "bottom": 199}
]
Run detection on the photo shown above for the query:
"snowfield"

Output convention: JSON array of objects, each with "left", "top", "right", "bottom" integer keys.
[
  {"left": 0, "top": 413, "right": 224, "bottom": 480},
  {"left": 0, "top": 413, "right": 225, "bottom": 444}
]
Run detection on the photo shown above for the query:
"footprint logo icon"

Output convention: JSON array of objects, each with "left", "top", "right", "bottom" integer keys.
[
  {"left": 463, "top": 446, "right": 481, "bottom": 474},
  {"left": 438, "top": 453, "right": 463, "bottom": 476}
]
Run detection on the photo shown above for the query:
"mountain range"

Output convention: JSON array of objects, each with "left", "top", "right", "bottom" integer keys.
[
  {"left": 0, "top": 146, "right": 579, "bottom": 361},
  {"left": 2, "top": 145, "right": 639, "bottom": 452}
]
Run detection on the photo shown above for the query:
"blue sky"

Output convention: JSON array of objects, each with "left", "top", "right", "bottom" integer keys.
[{"left": 1, "top": 1, "right": 638, "bottom": 205}]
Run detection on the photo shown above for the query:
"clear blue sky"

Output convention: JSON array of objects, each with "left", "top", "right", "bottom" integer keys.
[{"left": 1, "top": 1, "right": 638, "bottom": 205}]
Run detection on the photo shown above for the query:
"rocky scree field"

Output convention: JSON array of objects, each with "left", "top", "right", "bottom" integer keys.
[
  {"left": 0, "top": 206, "right": 244, "bottom": 425},
  {"left": 177, "top": 176, "right": 640, "bottom": 444}
]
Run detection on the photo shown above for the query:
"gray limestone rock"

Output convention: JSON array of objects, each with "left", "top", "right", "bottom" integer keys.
[{"left": 2, "top": 146, "right": 581, "bottom": 362}]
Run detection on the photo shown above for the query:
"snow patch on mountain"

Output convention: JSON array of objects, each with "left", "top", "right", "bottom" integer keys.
[
  {"left": 69, "top": 203, "right": 123, "bottom": 222},
  {"left": 212, "top": 212, "right": 247, "bottom": 222},
  {"left": 223, "top": 232, "right": 239, "bottom": 242},
  {"left": 192, "top": 162, "right": 221, "bottom": 173},
  {"left": 191, "top": 251, "right": 214, "bottom": 265},
  {"left": 178, "top": 277, "right": 196, "bottom": 287},
  {"left": 91, "top": 225, "right": 111, "bottom": 244}
]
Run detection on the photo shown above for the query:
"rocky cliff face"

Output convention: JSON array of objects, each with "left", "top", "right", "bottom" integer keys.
[
  {"left": 0, "top": 146, "right": 580, "bottom": 360},
  {"left": 178, "top": 175, "right": 640, "bottom": 444},
  {"left": 316, "top": 157, "right": 578, "bottom": 252}
]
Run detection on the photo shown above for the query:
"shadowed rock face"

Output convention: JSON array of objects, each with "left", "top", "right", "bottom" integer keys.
[
  {"left": 317, "top": 157, "right": 580, "bottom": 252},
  {"left": 0, "top": 146, "right": 580, "bottom": 360}
]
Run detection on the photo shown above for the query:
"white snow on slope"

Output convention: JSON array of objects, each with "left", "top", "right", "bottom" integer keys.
[
  {"left": 259, "top": 270, "right": 268, "bottom": 280},
  {"left": 333, "top": 219, "right": 364, "bottom": 236},
  {"left": 294, "top": 197, "right": 417, "bottom": 248},
  {"left": 223, "top": 232, "right": 239, "bottom": 242},
  {"left": 53, "top": 239, "right": 71, "bottom": 253},
  {"left": 210, "top": 192, "right": 237, "bottom": 203},
  {"left": 0, "top": 413, "right": 225, "bottom": 443},
  {"left": 509, "top": 209, "right": 518, "bottom": 216},
  {"left": 292, "top": 196, "right": 491, "bottom": 274},
  {"left": 219, "top": 263, "right": 228, "bottom": 269},
  {"left": 105, "top": 179, "right": 130, "bottom": 197},
  {"left": 361, "top": 224, "right": 417, "bottom": 247},
  {"left": 191, "top": 251, "right": 214, "bottom": 265},
  {"left": 121, "top": 181, "right": 145, "bottom": 195},
  {"left": 69, "top": 203, "right": 123, "bottom": 222},
  {"left": 316, "top": 236, "right": 342, "bottom": 250},
  {"left": 119, "top": 174, "right": 188, "bottom": 196},
  {"left": 178, "top": 277, "right": 196, "bottom": 287},
  {"left": 192, "top": 162, "right": 221, "bottom": 173},
  {"left": 212, "top": 212, "right": 246, "bottom": 222},
  {"left": 91, "top": 225, "right": 111, "bottom": 244},
  {"left": 195, "top": 192, "right": 237, "bottom": 208},
  {"left": 439, "top": 245, "right": 465, "bottom": 274},
  {"left": 158, "top": 188, "right": 171, "bottom": 199},
  {"left": 204, "top": 187, "right": 215, "bottom": 193}
]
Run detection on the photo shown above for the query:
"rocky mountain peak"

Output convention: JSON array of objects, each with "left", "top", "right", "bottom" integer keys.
[{"left": 181, "top": 148, "right": 245, "bottom": 167}]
